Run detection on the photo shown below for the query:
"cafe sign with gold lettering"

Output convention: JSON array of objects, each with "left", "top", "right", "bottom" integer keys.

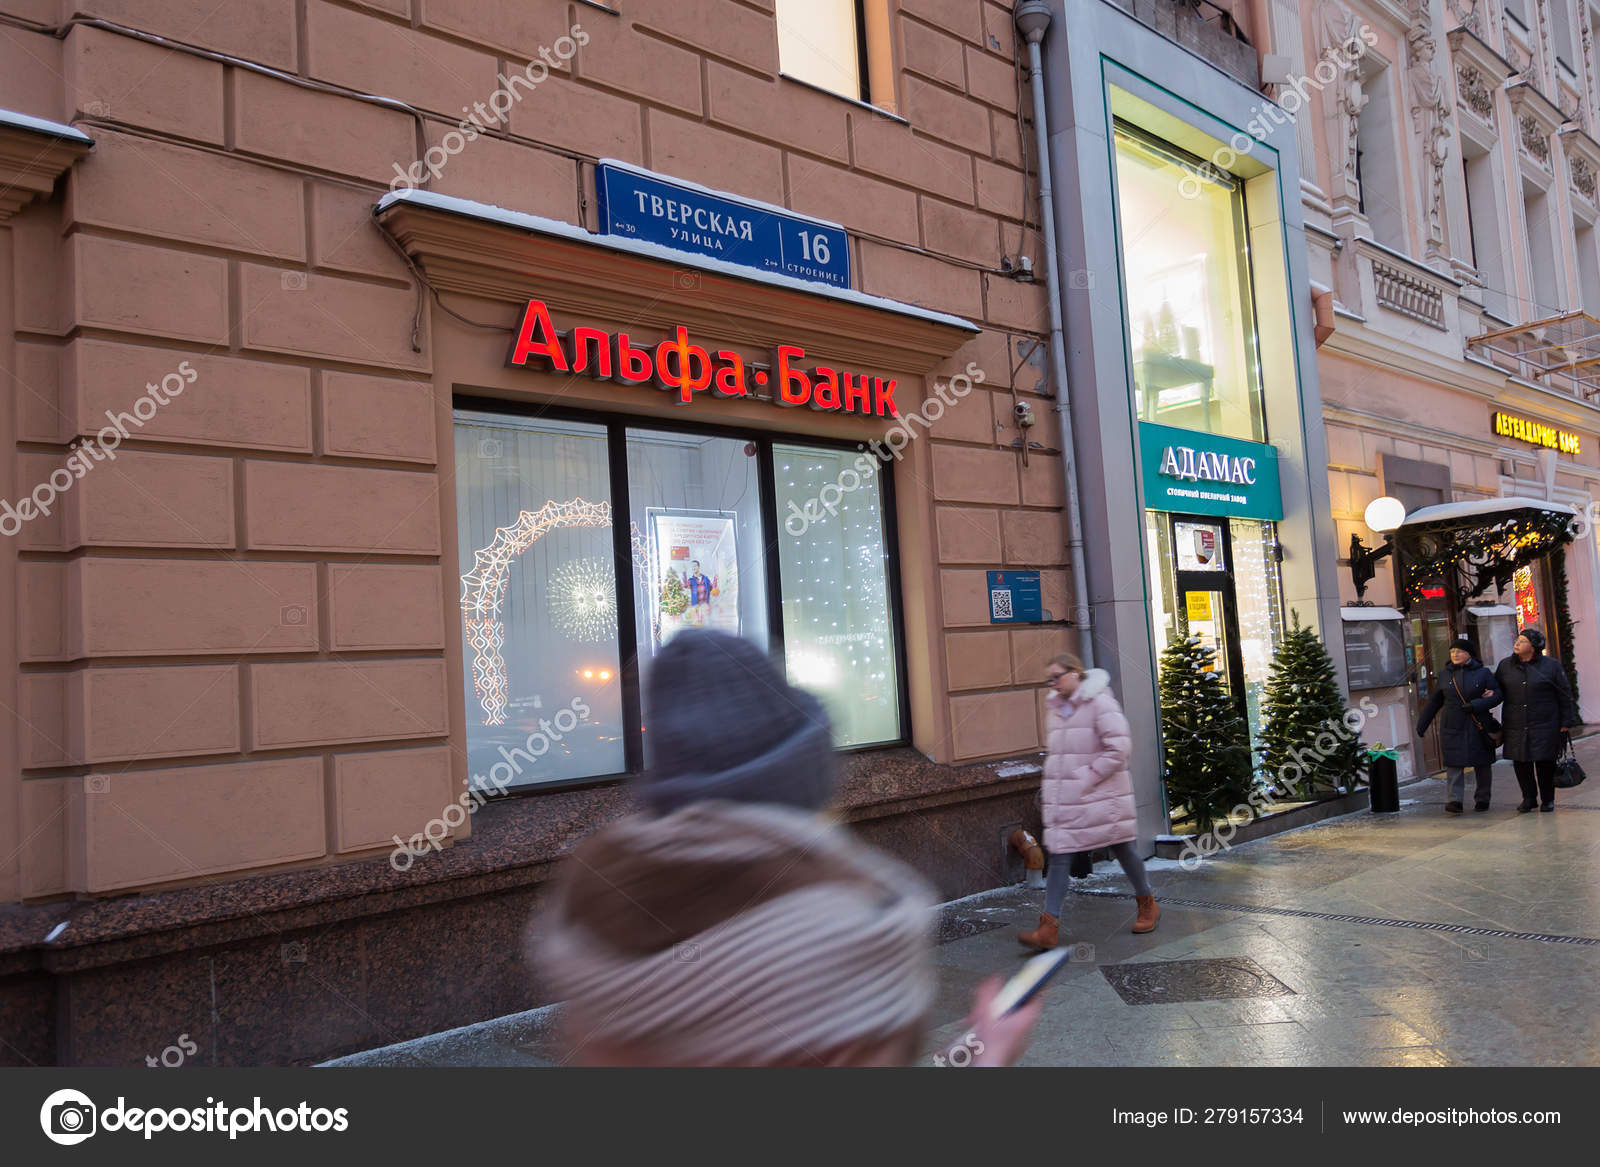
[{"left": 1493, "top": 411, "right": 1581, "bottom": 456}]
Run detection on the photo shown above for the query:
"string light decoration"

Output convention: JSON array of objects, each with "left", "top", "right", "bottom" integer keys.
[
  {"left": 776, "top": 450, "right": 895, "bottom": 746},
  {"left": 460, "top": 498, "right": 647, "bottom": 725},
  {"left": 550, "top": 557, "right": 617, "bottom": 642},
  {"left": 1395, "top": 504, "right": 1575, "bottom": 608}
]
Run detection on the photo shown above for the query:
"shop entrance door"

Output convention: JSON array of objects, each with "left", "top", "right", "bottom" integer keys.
[
  {"left": 1408, "top": 581, "right": 1454, "bottom": 776},
  {"left": 1169, "top": 516, "right": 1249, "bottom": 718}
]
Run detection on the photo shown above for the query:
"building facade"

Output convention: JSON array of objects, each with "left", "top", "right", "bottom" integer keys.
[
  {"left": 5, "top": 0, "right": 1585, "bottom": 1067},
  {"left": 0, "top": 0, "right": 1092, "bottom": 1065},
  {"left": 1032, "top": 0, "right": 1346, "bottom": 847},
  {"left": 1276, "top": 0, "right": 1600, "bottom": 777}
]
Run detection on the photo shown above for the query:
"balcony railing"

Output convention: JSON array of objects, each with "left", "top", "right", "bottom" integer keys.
[{"left": 1371, "top": 255, "right": 1447, "bottom": 330}]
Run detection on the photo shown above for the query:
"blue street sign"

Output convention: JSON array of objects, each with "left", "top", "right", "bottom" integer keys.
[
  {"left": 595, "top": 162, "right": 852, "bottom": 289},
  {"left": 987, "top": 570, "right": 1043, "bottom": 624}
]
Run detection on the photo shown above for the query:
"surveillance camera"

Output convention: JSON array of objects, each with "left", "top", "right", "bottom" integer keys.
[{"left": 1013, "top": 401, "right": 1036, "bottom": 428}]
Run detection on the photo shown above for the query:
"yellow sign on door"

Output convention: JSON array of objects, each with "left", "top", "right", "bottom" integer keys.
[{"left": 1185, "top": 592, "right": 1213, "bottom": 621}]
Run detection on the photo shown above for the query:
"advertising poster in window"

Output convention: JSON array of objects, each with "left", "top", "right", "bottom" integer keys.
[
  {"left": 1342, "top": 618, "right": 1408, "bottom": 690},
  {"left": 1514, "top": 565, "right": 1540, "bottom": 630},
  {"left": 1174, "top": 521, "right": 1226, "bottom": 572},
  {"left": 647, "top": 510, "right": 740, "bottom": 650}
]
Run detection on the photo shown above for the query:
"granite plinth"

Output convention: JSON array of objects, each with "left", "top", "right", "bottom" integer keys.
[{"left": 1, "top": 746, "right": 1046, "bottom": 1065}]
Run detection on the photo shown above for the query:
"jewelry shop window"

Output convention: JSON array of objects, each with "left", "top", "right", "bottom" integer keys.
[{"left": 455, "top": 406, "right": 906, "bottom": 792}]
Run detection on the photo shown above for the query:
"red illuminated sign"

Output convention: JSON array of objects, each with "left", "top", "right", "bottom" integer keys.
[
  {"left": 1421, "top": 586, "right": 1446, "bottom": 599},
  {"left": 507, "top": 299, "right": 899, "bottom": 417}
]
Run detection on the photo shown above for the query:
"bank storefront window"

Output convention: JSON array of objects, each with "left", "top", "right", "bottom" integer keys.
[
  {"left": 455, "top": 407, "right": 904, "bottom": 791},
  {"left": 1113, "top": 123, "right": 1265, "bottom": 443},
  {"left": 774, "top": 443, "right": 901, "bottom": 748}
]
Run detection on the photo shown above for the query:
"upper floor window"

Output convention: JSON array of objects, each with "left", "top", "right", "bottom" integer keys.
[
  {"left": 1550, "top": 1, "right": 1577, "bottom": 72},
  {"left": 1112, "top": 123, "right": 1266, "bottom": 444},
  {"left": 775, "top": 0, "right": 894, "bottom": 110},
  {"left": 1356, "top": 64, "right": 1407, "bottom": 253},
  {"left": 776, "top": 0, "right": 869, "bottom": 100}
]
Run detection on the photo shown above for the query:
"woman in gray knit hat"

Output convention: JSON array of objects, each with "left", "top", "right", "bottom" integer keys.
[{"left": 533, "top": 630, "right": 1041, "bottom": 1066}]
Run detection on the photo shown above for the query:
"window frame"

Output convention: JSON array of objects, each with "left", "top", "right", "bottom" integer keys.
[
  {"left": 775, "top": 0, "right": 876, "bottom": 106},
  {"left": 1109, "top": 118, "right": 1271, "bottom": 446},
  {"left": 452, "top": 393, "right": 913, "bottom": 798}
]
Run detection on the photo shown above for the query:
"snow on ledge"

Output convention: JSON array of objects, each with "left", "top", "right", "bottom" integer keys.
[
  {"left": 1467, "top": 604, "right": 1517, "bottom": 616},
  {"left": 0, "top": 108, "right": 93, "bottom": 144},
  {"left": 991, "top": 760, "right": 1043, "bottom": 778},
  {"left": 1400, "top": 495, "right": 1576, "bottom": 526},
  {"left": 376, "top": 188, "right": 979, "bottom": 333},
  {"left": 1340, "top": 606, "right": 1404, "bottom": 621}
]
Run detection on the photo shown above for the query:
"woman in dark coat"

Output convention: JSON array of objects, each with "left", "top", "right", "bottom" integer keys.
[
  {"left": 1495, "top": 628, "right": 1579, "bottom": 813},
  {"left": 1416, "top": 638, "right": 1501, "bottom": 814}
]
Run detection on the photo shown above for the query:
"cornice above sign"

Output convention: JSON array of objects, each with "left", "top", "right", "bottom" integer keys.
[
  {"left": 0, "top": 111, "right": 92, "bottom": 220},
  {"left": 374, "top": 190, "right": 976, "bottom": 374}
]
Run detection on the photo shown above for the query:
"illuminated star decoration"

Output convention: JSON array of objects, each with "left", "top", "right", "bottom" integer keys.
[
  {"left": 550, "top": 557, "right": 617, "bottom": 642},
  {"left": 460, "top": 499, "right": 647, "bottom": 725}
]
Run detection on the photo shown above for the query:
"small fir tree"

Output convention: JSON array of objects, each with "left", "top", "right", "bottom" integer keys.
[
  {"left": 659, "top": 568, "right": 689, "bottom": 617},
  {"left": 1158, "top": 634, "right": 1254, "bottom": 831},
  {"left": 1257, "top": 612, "right": 1365, "bottom": 797}
]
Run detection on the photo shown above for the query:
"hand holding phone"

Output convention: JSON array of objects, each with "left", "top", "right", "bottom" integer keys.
[{"left": 987, "top": 948, "right": 1073, "bottom": 1019}]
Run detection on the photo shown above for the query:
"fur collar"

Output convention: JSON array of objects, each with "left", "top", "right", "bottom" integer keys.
[{"left": 1073, "top": 668, "right": 1111, "bottom": 702}]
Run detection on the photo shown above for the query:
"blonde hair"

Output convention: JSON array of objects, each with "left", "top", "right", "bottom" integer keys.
[{"left": 1049, "top": 652, "right": 1085, "bottom": 675}]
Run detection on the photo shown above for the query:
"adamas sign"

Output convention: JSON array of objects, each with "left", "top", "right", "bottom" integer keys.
[{"left": 1139, "top": 421, "right": 1282, "bottom": 521}]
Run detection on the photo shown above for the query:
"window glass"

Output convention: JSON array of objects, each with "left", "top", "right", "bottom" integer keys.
[
  {"left": 773, "top": 443, "right": 900, "bottom": 746},
  {"left": 626, "top": 429, "right": 769, "bottom": 668},
  {"left": 1229, "top": 518, "right": 1286, "bottom": 753},
  {"left": 1114, "top": 124, "right": 1265, "bottom": 443},
  {"left": 776, "top": 0, "right": 863, "bottom": 99},
  {"left": 456, "top": 412, "right": 623, "bottom": 791}
]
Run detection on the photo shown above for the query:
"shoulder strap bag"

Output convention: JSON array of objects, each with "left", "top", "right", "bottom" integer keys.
[{"left": 1452, "top": 672, "right": 1503, "bottom": 748}]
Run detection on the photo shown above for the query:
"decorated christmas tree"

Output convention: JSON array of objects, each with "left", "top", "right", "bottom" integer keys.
[
  {"left": 659, "top": 568, "right": 689, "bottom": 617},
  {"left": 1257, "top": 612, "right": 1365, "bottom": 796},
  {"left": 1158, "top": 633, "right": 1254, "bottom": 831}
]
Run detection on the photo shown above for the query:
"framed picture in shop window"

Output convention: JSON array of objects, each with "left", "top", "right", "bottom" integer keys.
[{"left": 646, "top": 508, "right": 741, "bottom": 650}]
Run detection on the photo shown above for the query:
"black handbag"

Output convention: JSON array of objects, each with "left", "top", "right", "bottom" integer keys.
[
  {"left": 1555, "top": 736, "right": 1588, "bottom": 788},
  {"left": 1068, "top": 851, "right": 1093, "bottom": 878}
]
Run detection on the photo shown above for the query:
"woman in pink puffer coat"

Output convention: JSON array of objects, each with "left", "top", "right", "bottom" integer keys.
[{"left": 1018, "top": 653, "right": 1159, "bottom": 949}]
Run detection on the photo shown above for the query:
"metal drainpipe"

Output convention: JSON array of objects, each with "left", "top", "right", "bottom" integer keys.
[{"left": 1016, "top": 1, "right": 1095, "bottom": 668}]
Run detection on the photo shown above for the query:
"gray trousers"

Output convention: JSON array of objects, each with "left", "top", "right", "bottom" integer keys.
[
  {"left": 1045, "top": 844, "right": 1151, "bottom": 916},
  {"left": 1446, "top": 765, "right": 1492, "bottom": 805}
]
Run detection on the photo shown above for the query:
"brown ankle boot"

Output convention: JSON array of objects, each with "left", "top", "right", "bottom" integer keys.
[
  {"left": 1018, "top": 913, "right": 1058, "bottom": 950},
  {"left": 1132, "top": 895, "right": 1160, "bottom": 934}
]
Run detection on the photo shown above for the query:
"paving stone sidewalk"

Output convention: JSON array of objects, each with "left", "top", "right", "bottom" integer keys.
[{"left": 327, "top": 737, "right": 1600, "bottom": 1068}]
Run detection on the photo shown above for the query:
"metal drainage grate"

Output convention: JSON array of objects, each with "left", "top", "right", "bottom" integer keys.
[
  {"left": 1100, "top": 956, "right": 1295, "bottom": 1005},
  {"left": 1073, "top": 889, "right": 1600, "bottom": 946}
]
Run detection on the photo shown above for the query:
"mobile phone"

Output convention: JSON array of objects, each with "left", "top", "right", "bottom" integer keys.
[{"left": 987, "top": 948, "right": 1073, "bottom": 1018}]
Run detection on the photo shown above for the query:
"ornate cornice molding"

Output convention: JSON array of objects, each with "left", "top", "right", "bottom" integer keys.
[
  {"left": 1507, "top": 80, "right": 1565, "bottom": 171},
  {"left": 0, "top": 119, "right": 92, "bottom": 221},
  {"left": 1559, "top": 126, "right": 1600, "bottom": 207},
  {"left": 1448, "top": 25, "right": 1516, "bottom": 82}
]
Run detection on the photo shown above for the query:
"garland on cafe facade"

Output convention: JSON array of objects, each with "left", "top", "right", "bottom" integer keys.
[{"left": 1395, "top": 505, "right": 1575, "bottom": 609}]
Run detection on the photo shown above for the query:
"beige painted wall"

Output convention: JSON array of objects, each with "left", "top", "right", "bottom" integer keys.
[{"left": 0, "top": 0, "right": 1073, "bottom": 900}]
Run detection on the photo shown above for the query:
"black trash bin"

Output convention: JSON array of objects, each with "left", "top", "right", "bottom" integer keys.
[{"left": 1368, "top": 751, "right": 1399, "bottom": 813}]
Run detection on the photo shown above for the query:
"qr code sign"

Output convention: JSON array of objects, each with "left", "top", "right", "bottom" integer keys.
[{"left": 991, "top": 589, "right": 1013, "bottom": 620}]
